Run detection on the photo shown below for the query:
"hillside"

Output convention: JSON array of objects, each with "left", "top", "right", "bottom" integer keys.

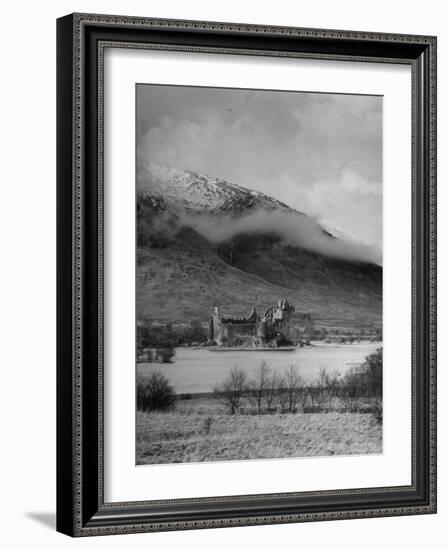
[{"left": 136, "top": 165, "right": 382, "bottom": 330}]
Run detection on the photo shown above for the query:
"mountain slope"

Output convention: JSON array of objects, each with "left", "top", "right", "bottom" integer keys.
[{"left": 136, "top": 165, "right": 382, "bottom": 329}]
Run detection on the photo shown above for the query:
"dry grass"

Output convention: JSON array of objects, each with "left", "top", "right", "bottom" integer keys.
[{"left": 136, "top": 397, "right": 382, "bottom": 465}]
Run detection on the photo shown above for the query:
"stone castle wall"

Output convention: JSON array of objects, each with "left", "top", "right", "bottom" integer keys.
[{"left": 210, "top": 299, "right": 302, "bottom": 347}]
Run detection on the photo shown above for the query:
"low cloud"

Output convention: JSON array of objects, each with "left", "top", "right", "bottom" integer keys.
[{"left": 180, "top": 209, "right": 381, "bottom": 265}]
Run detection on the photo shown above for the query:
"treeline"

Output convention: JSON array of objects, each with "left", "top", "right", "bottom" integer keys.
[
  {"left": 139, "top": 346, "right": 176, "bottom": 363},
  {"left": 137, "top": 322, "right": 381, "bottom": 351},
  {"left": 137, "top": 321, "right": 208, "bottom": 351},
  {"left": 311, "top": 327, "right": 382, "bottom": 344},
  {"left": 213, "top": 348, "right": 382, "bottom": 422}
]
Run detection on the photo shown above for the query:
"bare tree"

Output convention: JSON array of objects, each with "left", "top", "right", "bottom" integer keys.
[
  {"left": 265, "top": 371, "right": 282, "bottom": 412},
  {"left": 280, "top": 365, "right": 304, "bottom": 412},
  {"left": 339, "top": 366, "right": 363, "bottom": 412},
  {"left": 324, "top": 370, "right": 341, "bottom": 409},
  {"left": 247, "top": 360, "right": 271, "bottom": 414},
  {"left": 307, "top": 368, "right": 333, "bottom": 411},
  {"left": 213, "top": 367, "right": 248, "bottom": 414}
]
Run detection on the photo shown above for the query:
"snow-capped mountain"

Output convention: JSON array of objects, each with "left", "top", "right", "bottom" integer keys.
[
  {"left": 136, "top": 163, "right": 382, "bottom": 329},
  {"left": 137, "top": 163, "right": 297, "bottom": 215},
  {"left": 137, "top": 163, "right": 382, "bottom": 264}
]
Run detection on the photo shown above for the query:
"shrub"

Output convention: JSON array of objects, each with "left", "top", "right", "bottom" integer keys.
[
  {"left": 137, "top": 325, "right": 151, "bottom": 349},
  {"left": 155, "top": 339, "right": 176, "bottom": 363},
  {"left": 155, "top": 347, "right": 176, "bottom": 363},
  {"left": 371, "top": 399, "right": 383, "bottom": 424},
  {"left": 137, "top": 348, "right": 153, "bottom": 363},
  {"left": 362, "top": 347, "right": 383, "bottom": 397},
  {"left": 137, "top": 372, "right": 176, "bottom": 412},
  {"left": 202, "top": 416, "right": 214, "bottom": 435},
  {"left": 339, "top": 366, "right": 365, "bottom": 412},
  {"left": 362, "top": 347, "right": 383, "bottom": 423},
  {"left": 339, "top": 347, "right": 382, "bottom": 413}
]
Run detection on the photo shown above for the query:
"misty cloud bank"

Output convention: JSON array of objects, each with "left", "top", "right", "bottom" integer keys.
[{"left": 179, "top": 209, "right": 381, "bottom": 265}]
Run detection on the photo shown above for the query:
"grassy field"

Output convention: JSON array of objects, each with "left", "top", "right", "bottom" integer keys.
[{"left": 136, "top": 396, "right": 382, "bottom": 465}]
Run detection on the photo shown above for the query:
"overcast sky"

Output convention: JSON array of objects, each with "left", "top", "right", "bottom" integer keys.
[{"left": 136, "top": 84, "right": 382, "bottom": 250}]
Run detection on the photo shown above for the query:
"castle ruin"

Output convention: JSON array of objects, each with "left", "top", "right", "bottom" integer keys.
[{"left": 209, "top": 298, "right": 300, "bottom": 348}]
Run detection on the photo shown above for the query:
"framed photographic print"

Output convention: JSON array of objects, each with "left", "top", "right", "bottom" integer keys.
[{"left": 56, "top": 13, "right": 437, "bottom": 536}]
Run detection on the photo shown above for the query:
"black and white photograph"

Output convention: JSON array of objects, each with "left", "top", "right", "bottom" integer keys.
[
  {"left": 135, "top": 84, "right": 383, "bottom": 465},
  {"left": 0, "top": 0, "right": 441, "bottom": 544}
]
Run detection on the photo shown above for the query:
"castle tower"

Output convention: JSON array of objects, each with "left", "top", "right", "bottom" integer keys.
[
  {"left": 208, "top": 317, "right": 214, "bottom": 342},
  {"left": 212, "top": 306, "right": 223, "bottom": 345}
]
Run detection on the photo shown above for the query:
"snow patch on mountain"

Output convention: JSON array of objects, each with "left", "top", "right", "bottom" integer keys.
[
  {"left": 137, "top": 163, "right": 295, "bottom": 215},
  {"left": 136, "top": 164, "right": 381, "bottom": 265}
]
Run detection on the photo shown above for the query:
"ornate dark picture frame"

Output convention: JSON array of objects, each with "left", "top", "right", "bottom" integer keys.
[{"left": 57, "top": 13, "right": 437, "bottom": 537}]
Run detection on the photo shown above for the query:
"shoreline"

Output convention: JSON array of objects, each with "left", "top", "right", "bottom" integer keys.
[
  {"left": 176, "top": 341, "right": 381, "bottom": 351},
  {"left": 208, "top": 345, "right": 297, "bottom": 352}
]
